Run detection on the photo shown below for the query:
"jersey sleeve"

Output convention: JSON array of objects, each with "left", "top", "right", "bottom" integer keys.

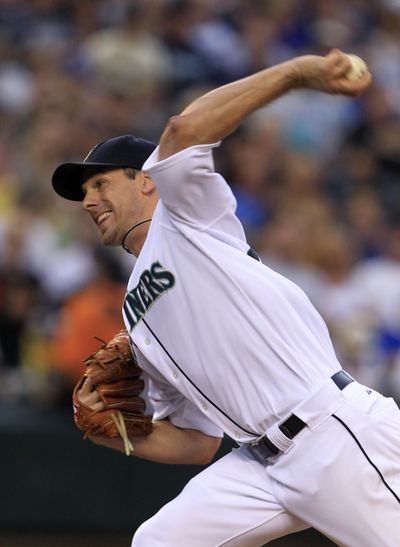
[
  {"left": 142, "top": 142, "right": 237, "bottom": 227},
  {"left": 148, "top": 375, "right": 224, "bottom": 438}
]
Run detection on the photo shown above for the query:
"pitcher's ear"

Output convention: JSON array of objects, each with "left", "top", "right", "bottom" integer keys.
[{"left": 142, "top": 173, "right": 156, "bottom": 194}]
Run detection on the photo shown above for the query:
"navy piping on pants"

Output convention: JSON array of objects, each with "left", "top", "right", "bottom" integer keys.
[{"left": 332, "top": 414, "right": 400, "bottom": 504}]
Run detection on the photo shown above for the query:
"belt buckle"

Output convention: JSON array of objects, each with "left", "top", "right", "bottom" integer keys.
[{"left": 249, "top": 434, "right": 280, "bottom": 464}]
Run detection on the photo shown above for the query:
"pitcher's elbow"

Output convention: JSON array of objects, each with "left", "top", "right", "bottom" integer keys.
[
  {"left": 158, "top": 114, "right": 201, "bottom": 160},
  {"left": 198, "top": 437, "right": 222, "bottom": 465}
]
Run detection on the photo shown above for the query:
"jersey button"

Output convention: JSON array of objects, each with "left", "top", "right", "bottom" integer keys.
[
  {"left": 235, "top": 432, "right": 240, "bottom": 439},
  {"left": 202, "top": 404, "right": 208, "bottom": 411},
  {"left": 173, "top": 372, "right": 178, "bottom": 379},
  {"left": 144, "top": 338, "right": 150, "bottom": 345}
]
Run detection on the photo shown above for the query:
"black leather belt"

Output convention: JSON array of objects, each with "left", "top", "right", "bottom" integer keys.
[{"left": 250, "top": 370, "right": 354, "bottom": 461}]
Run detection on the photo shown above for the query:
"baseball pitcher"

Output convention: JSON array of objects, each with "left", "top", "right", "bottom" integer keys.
[{"left": 52, "top": 49, "right": 400, "bottom": 546}]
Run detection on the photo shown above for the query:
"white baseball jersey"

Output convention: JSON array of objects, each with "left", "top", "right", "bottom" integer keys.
[
  {"left": 126, "top": 142, "right": 400, "bottom": 547},
  {"left": 123, "top": 142, "right": 342, "bottom": 443}
]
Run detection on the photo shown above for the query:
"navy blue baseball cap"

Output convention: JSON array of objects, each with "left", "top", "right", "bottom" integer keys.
[{"left": 52, "top": 135, "right": 156, "bottom": 201}]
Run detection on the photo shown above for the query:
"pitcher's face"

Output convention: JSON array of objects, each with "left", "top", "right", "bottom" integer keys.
[{"left": 81, "top": 168, "right": 152, "bottom": 247}]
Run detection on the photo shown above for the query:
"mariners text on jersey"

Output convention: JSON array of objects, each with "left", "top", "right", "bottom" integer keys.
[{"left": 123, "top": 261, "right": 175, "bottom": 330}]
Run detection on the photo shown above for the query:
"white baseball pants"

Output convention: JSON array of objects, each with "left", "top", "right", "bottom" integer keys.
[{"left": 132, "top": 382, "right": 400, "bottom": 546}]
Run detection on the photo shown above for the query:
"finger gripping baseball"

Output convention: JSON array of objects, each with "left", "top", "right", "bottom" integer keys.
[{"left": 73, "top": 329, "right": 153, "bottom": 454}]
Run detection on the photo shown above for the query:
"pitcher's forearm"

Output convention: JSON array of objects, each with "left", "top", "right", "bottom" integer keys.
[
  {"left": 179, "top": 60, "right": 298, "bottom": 143},
  {"left": 158, "top": 50, "right": 371, "bottom": 160},
  {"left": 89, "top": 419, "right": 222, "bottom": 465}
]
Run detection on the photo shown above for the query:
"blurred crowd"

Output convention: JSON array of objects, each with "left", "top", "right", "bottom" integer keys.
[{"left": 1, "top": 0, "right": 400, "bottom": 408}]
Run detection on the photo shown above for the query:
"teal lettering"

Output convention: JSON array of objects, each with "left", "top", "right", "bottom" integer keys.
[
  {"left": 151, "top": 261, "right": 175, "bottom": 290},
  {"left": 124, "top": 261, "right": 175, "bottom": 330},
  {"left": 123, "top": 300, "right": 138, "bottom": 330},
  {"left": 137, "top": 279, "right": 153, "bottom": 307},
  {"left": 141, "top": 270, "right": 164, "bottom": 298},
  {"left": 125, "top": 290, "right": 145, "bottom": 319}
]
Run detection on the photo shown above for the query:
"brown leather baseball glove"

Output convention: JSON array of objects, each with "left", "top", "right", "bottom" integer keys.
[{"left": 73, "top": 330, "right": 153, "bottom": 455}]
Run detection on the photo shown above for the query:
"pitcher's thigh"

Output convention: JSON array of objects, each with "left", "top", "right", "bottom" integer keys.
[
  {"left": 132, "top": 447, "right": 308, "bottom": 547},
  {"left": 271, "top": 397, "right": 400, "bottom": 547}
]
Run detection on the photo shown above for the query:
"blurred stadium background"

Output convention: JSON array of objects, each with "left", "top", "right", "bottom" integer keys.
[{"left": 1, "top": 0, "right": 400, "bottom": 545}]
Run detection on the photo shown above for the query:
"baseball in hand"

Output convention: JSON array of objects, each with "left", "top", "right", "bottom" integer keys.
[{"left": 345, "top": 54, "right": 368, "bottom": 81}]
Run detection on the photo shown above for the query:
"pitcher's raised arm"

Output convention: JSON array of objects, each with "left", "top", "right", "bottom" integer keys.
[{"left": 158, "top": 48, "right": 371, "bottom": 161}]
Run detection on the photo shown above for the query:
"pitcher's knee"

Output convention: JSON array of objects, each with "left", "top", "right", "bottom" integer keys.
[
  {"left": 131, "top": 513, "right": 182, "bottom": 547},
  {"left": 131, "top": 519, "right": 154, "bottom": 547}
]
